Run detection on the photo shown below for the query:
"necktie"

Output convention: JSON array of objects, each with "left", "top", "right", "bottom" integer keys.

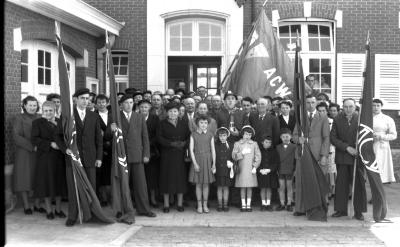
[
  {"left": 126, "top": 112, "right": 131, "bottom": 121},
  {"left": 259, "top": 115, "right": 264, "bottom": 121},
  {"left": 308, "top": 113, "right": 313, "bottom": 125},
  {"left": 80, "top": 111, "right": 85, "bottom": 122}
]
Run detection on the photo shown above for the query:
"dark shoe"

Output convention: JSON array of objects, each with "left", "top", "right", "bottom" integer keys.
[
  {"left": 240, "top": 207, "right": 246, "bottom": 212},
  {"left": 293, "top": 211, "right": 306, "bottom": 216},
  {"left": 24, "top": 208, "right": 33, "bottom": 215},
  {"left": 266, "top": 205, "right": 273, "bottom": 212},
  {"left": 116, "top": 212, "right": 122, "bottom": 219},
  {"left": 246, "top": 207, "right": 252, "bottom": 212},
  {"left": 177, "top": 206, "right": 184, "bottom": 212},
  {"left": 260, "top": 205, "right": 266, "bottom": 211},
  {"left": 353, "top": 213, "right": 364, "bottom": 221},
  {"left": 217, "top": 206, "right": 223, "bottom": 212},
  {"left": 223, "top": 206, "right": 229, "bottom": 212},
  {"left": 65, "top": 219, "right": 75, "bottom": 227},
  {"left": 286, "top": 205, "right": 293, "bottom": 212},
  {"left": 34, "top": 207, "right": 46, "bottom": 214},
  {"left": 46, "top": 212, "right": 55, "bottom": 220},
  {"left": 276, "top": 205, "right": 285, "bottom": 211},
  {"left": 331, "top": 211, "right": 347, "bottom": 217},
  {"left": 138, "top": 211, "right": 156, "bottom": 217},
  {"left": 55, "top": 210, "right": 66, "bottom": 218},
  {"left": 163, "top": 207, "right": 170, "bottom": 213}
]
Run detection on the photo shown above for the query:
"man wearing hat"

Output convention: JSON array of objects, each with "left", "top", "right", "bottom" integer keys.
[
  {"left": 55, "top": 87, "right": 103, "bottom": 226},
  {"left": 111, "top": 94, "right": 156, "bottom": 217}
]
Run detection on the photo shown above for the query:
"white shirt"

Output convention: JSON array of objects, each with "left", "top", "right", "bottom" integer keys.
[
  {"left": 283, "top": 114, "right": 290, "bottom": 124},
  {"left": 123, "top": 111, "right": 132, "bottom": 121},
  {"left": 308, "top": 110, "right": 317, "bottom": 118},
  {"left": 187, "top": 112, "right": 194, "bottom": 120},
  {"left": 77, "top": 108, "right": 86, "bottom": 121},
  {"left": 99, "top": 111, "right": 108, "bottom": 125}
]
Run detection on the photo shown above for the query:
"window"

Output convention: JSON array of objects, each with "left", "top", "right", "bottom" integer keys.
[
  {"left": 169, "top": 23, "right": 192, "bottom": 51},
  {"left": 106, "top": 51, "right": 129, "bottom": 94},
  {"left": 196, "top": 67, "right": 219, "bottom": 95},
  {"left": 21, "top": 49, "right": 28, "bottom": 83},
  {"left": 38, "top": 50, "right": 51, "bottom": 85},
  {"left": 199, "top": 22, "right": 222, "bottom": 51},
  {"left": 278, "top": 22, "right": 335, "bottom": 99}
]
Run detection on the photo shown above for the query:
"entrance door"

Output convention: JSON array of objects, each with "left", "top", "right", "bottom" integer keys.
[{"left": 168, "top": 56, "right": 221, "bottom": 94}]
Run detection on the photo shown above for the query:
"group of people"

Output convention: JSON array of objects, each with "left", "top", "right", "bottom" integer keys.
[{"left": 13, "top": 80, "right": 397, "bottom": 226}]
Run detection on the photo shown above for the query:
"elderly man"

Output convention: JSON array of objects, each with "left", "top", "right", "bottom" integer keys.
[
  {"left": 165, "top": 88, "right": 175, "bottom": 97},
  {"left": 216, "top": 92, "right": 244, "bottom": 143},
  {"left": 197, "top": 86, "right": 207, "bottom": 100},
  {"left": 330, "top": 98, "right": 366, "bottom": 220},
  {"left": 182, "top": 97, "right": 197, "bottom": 132},
  {"left": 111, "top": 94, "right": 156, "bottom": 218},
  {"left": 211, "top": 95, "right": 223, "bottom": 119}
]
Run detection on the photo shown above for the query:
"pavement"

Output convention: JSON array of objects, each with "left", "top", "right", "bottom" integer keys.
[{"left": 5, "top": 182, "right": 400, "bottom": 247}]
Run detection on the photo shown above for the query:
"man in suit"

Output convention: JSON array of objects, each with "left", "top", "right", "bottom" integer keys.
[
  {"left": 182, "top": 97, "right": 197, "bottom": 132},
  {"left": 111, "top": 94, "right": 156, "bottom": 217},
  {"left": 278, "top": 100, "right": 296, "bottom": 133},
  {"left": 292, "top": 94, "right": 330, "bottom": 216},
  {"left": 249, "top": 97, "right": 280, "bottom": 147},
  {"left": 241, "top": 97, "right": 253, "bottom": 126},
  {"left": 55, "top": 88, "right": 103, "bottom": 226},
  {"left": 330, "top": 98, "right": 366, "bottom": 220}
]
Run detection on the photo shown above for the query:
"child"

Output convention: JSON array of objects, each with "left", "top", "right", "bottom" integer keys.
[
  {"left": 258, "top": 136, "right": 280, "bottom": 211},
  {"left": 276, "top": 128, "right": 296, "bottom": 211},
  {"left": 232, "top": 125, "right": 261, "bottom": 212},
  {"left": 188, "top": 114, "right": 216, "bottom": 213},
  {"left": 215, "top": 127, "right": 234, "bottom": 212}
]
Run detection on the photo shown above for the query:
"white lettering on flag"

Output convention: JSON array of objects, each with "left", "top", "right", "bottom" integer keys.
[
  {"left": 274, "top": 83, "right": 292, "bottom": 97},
  {"left": 358, "top": 124, "right": 379, "bottom": 173},
  {"left": 264, "top": 68, "right": 276, "bottom": 80}
]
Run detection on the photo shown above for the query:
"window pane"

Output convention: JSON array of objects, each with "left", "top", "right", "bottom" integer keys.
[
  {"left": 309, "top": 39, "right": 319, "bottom": 51},
  {"left": 21, "top": 65, "right": 28, "bottom": 82},
  {"left": 309, "top": 59, "right": 320, "bottom": 73},
  {"left": 45, "top": 52, "right": 51, "bottom": 67},
  {"left": 208, "top": 89, "right": 217, "bottom": 95},
  {"left": 38, "top": 68, "right": 44, "bottom": 84},
  {"left": 197, "top": 68, "right": 207, "bottom": 87},
  {"left": 308, "top": 25, "right": 318, "bottom": 37},
  {"left": 45, "top": 69, "right": 51, "bottom": 85},
  {"left": 21, "top": 50, "right": 28, "bottom": 63},
  {"left": 211, "top": 37, "right": 221, "bottom": 51},
  {"left": 210, "top": 77, "right": 218, "bottom": 88},
  {"left": 112, "top": 57, "right": 119, "bottom": 66},
  {"left": 211, "top": 25, "right": 221, "bottom": 36},
  {"left": 38, "top": 50, "right": 44, "bottom": 66},
  {"left": 320, "top": 39, "right": 331, "bottom": 51},
  {"left": 182, "top": 23, "right": 192, "bottom": 36},
  {"left": 199, "top": 23, "right": 209, "bottom": 37},
  {"left": 321, "top": 59, "right": 331, "bottom": 73},
  {"left": 320, "top": 74, "right": 331, "bottom": 89},
  {"left": 114, "top": 67, "right": 119, "bottom": 75},
  {"left": 279, "top": 26, "right": 289, "bottom": 37},
  {"left": 170, "top": 37, "right": 180, "bottom": 51},
  {"left": 290, "top": 25, "right": 301, "bottom": 37},
  {"left": 199, "top": 37, "right": 209, "bottom": 51},
  {"left": 120, "top": 57, "right": 128, "bottom": 65},
  {"left": 182, "top": 38, "right": 192, "bottom": 51},
  {"left": 91, "top": 84, "right": 97, "bottom": 93},
  {"left": 170, "top": 25, "right": 180, "bottom": 36},
  {"left": 319, "top": 26, "right": 330, "bottom": 38},
  {"left": 119, "top": 67, "right": 128, "bottom": 75}
]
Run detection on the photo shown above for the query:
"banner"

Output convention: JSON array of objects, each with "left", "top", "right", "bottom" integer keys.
[{"left": 222, "top": 9, "right": 294, "bottom": 99}]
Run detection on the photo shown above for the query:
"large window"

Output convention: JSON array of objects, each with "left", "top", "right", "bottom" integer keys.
[
  {"left": 106, "top": 51, "right": 129, "bottom": 93},
  {"left": 278, "top": 22, "right": 335, "bottom": 99}
]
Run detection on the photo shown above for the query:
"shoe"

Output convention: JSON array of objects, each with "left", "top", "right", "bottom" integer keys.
[
  {"left": 55, "top": 210, "right": 66, "bottom": 218},
  {"left": 138, "top": 211, "right": 156, "bottom": 217},
  {"left": 276, "top": 205, "right": 285, "bottom": 211},
  {"left": 24, "top": 208, "right": 33, "bottom": 215},
  {"left": 34, "top": 206, "right": 46, "bottom": 214},
  {"left": 286, "top": 205, "right": 293, "bottom": 212},
  {"left": 150, "top": 202, "right": 159, "bottom": 208},
  {"left": 116, "top": 212, "right": 122, "bottom": 218},
  {"left": 65, "top": 219, "right": 75, "bottom": 227},
  {"left": 375, "top": 218, "right": 393, "bottom": 223},
  {"left": 163, "top": 207, "right": 170, "bottom": 213},
  {"left": 223, "top": 206, "right": 229, "bottom": 212},
  {"left": 46, "top": 212, "right": 55, "bottom": 220},
  {"left": 197, "top": 206, "right": 203, "bottom": 214},
  {"left": 203, "top": 206, "right": 210, "bottom": 213},
  {"left": 240, "top": 207, "right": 246, "bottom": 212},
  {"left": 260, "top": 205, "right": 266, "bottom": 211},
  {"left": 293, "top": 212, "right": 306, "bottom": 216},
  {"left": 353, "top": 213, "right": 364, "bottom": 221},
  {"left": 217, "top": 206, "right": 223, "bottom": 212},
  {"left": 331, "top": 211, "right": 347, "bottom": 217},
  {"left": 177, "top": 206, "right": 184, "bottom": 212},
  {"left": 246, "top": 207, "right": 252, "bottom": 212},
  {"left": 265, "top": 205, "right": 273, "bottom": 212}
]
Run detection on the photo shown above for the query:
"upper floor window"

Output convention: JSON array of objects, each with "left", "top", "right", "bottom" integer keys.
[
  {"left": 38, "top": 50, "right": 51, "bottom": 85},
  {"left": 112, "top": 52, "right": 129, "bottom": 76},
  {"left": 21, "top": 49, "right": 28, "bottom": 83}
]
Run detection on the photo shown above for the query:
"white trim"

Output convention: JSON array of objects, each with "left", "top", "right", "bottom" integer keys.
[
  {"left": 13, "top": 28, "right": 22, "bottom": 51},
  {"left": 334, "top": 10, "right": 343, "bottom": 28},
  {"left": 304, "top": 2, "right": 312, "bottom": 18},
  {"left": 86, "top": 76, "right": 99, "bottom": 94},
  {"left": 375, "top": 54, "right": 400, "bottom": 110},
  {"left": 8, "top": 0, "right": 124, "bottom": 36},
  {"left": 272, "top": 10, "right": 280, "bottom": 27},
  {"left": 160, "top": 9, "right": 230, "bottom": 21}
]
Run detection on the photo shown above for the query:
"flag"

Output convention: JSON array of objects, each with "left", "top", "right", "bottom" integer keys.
[
  {"left": 357, "top": 33, "right": 387, "bottom": 222},
  {"left": 106, "top": 32, "right": 135, "bottom": 224},
  {"left": 293, "top": 36, "right": 329, "bottom": 221},
  {"left": 56, "top": 22, "right": 113, "bottom": 224},
  {"left": 221, "top": 9, "right": 294, "bottom": 99}
]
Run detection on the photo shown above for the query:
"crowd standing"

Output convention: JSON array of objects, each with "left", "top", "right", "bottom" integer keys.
[{"left": 13, "top": 79, "right": 397, "bottom": 226}]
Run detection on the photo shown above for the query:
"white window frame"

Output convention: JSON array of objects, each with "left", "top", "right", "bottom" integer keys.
[
  {"left": 86, "top": 76, "right": 99, "bottom": 94},
  {"left": 166, "top": 18, "right": 225, "bottom": 56},
  {"left": 106, "top": 50, "right": 129, "bottom": 95}
]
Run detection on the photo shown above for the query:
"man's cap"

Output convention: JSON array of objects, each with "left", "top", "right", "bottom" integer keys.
[
  {"left": 119, "top": 94, "right": 133, "bottom": 104},
  {"left": 224, "top": 91, "right": 237, "bottom": 100},
  {"left": 73, "top": 88, "right": 90, "bottom": 98},
  {"left": 137, "top": 99, "right": 151, "bottom": 106}
]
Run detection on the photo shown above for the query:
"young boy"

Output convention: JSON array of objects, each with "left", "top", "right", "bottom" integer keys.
[{"left": 276, "top": 128, "right": 296, "bottom": 211}]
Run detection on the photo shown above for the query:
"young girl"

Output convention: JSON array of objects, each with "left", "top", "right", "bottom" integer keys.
[
  {"left": 258, "top": 136, "right": 279, "bottom": 211},
  {"left": 215, "top": 127, "right": 234, "bottom": 212},
  {"left": 232, "top": 125, "right": 261, "bottom": 212},
  {"left": 188, "top": 114, "right": 216, "bottom": 213}
]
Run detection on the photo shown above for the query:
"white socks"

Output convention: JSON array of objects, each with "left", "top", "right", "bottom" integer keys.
[
  {"left": 262, "top": 199, "right": 267, "bottom": 206},
  {"left": 266, "top": 199, "right": 271, "bottom": 206},
  {"left": 246, "top": 198, "right": 252, "bottom": 208},
  {"left": 241, "top": 198, "right": 246, "bottom": 207}
]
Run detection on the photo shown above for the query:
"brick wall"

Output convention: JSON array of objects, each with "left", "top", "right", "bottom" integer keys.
[
  {"left": 83, "top": 0, "right": 147, "bottom": 91},
  {"left": 4, "top": 2, "right": 98, "bottom": 166}
]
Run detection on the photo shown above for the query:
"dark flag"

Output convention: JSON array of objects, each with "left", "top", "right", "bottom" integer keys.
[
  {"left": 293, "top": 36, "right": 330, "bottom": 221},
  {"left": 106, "top": 32, "right": 135, "bottom": 224},
  {"left": 55, "top": 22, "right": 113, "bottom": 224},
  {"left": 357, "top": 33, "right": 388, "bottom": 222},
  {"left": 221, "top": 9, "right": 294, "bottom": 99}
]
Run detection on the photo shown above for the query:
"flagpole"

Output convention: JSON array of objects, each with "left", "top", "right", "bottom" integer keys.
[{"left": 350, "top": 31, "right": 370, "bottom": 219}]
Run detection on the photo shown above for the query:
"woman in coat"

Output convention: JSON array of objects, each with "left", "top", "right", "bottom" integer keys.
[
  {"left": 13, "top": 96, "right": 41, "bottom": 214},
  {"left": 32, "top": 101, "right": 67, "bottom": 219},
  {"left": 157, "top": 102, "right": 190, "bottom": 213}
]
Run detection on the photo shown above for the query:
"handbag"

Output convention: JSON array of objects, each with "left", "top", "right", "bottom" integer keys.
[{"left": 233, "top": 160, "right": 240, "bottom": 174}]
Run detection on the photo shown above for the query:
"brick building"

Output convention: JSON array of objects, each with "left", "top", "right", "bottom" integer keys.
[{"left": 4, "top": 0, "right": 400, "bottom": 179}]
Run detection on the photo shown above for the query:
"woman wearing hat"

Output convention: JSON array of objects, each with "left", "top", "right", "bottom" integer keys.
[{"left": 157, "top": 102, "right": 191, "bottom": 212}]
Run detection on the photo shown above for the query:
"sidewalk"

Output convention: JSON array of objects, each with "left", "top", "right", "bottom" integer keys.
[{"left": 5, "top": 183, "right": 400, "bottom": 246}]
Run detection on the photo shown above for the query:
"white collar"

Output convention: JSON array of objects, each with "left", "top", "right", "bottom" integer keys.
[
  {"left": 77, "top": 108, "right": 86, "bottom": 114},
  {"left": 197, "top": 129, "right": 207, "bottom": 134},
  {"left": 309, "top": 110, "right": 317, "bottom": 116}
]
